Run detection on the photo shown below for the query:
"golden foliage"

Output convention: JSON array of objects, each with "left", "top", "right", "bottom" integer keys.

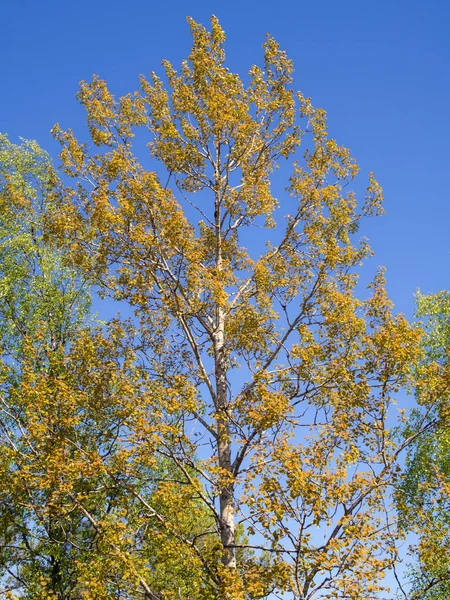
[{"left": 7, "top": 14, "right": 441, "bottom": 600}]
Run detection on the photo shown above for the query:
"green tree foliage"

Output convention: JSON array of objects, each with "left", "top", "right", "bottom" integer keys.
[
  {"left": 0, "top": 134, "right": 90, "bottom": 355},
  {"left": 398, "top": 291, "right": 450, "bottom": 600}
]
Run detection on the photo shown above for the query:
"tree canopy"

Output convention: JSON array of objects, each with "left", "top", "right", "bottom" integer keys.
[{"left": 0, "top": 16, "right": 448, "bottom": 600}]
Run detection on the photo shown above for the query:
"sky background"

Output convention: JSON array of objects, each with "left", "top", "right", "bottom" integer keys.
[{"left": 2, "top": 0, "right": 449, "bottom": 315}]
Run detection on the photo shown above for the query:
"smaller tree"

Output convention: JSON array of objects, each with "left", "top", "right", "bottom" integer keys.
[
  {"left": 0, "top": 134, "right": 95, "bottom": 598},
  {"left": 397, "top": 291, "right": 450, "bottom": 600},
  {"left": 0, "top": 135, "right": 216, "bottom": 600},
  {"left": 48, "top": 16, "right": 443, "bottom": 599}
]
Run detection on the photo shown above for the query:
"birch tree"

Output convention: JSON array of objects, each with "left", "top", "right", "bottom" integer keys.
[{"left": 48, "top": 17, "right": 444, "bottom": 599}]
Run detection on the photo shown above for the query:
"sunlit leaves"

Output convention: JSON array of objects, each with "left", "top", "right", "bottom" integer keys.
[
  {"left": 398, "top": 291, "right": 450, "bottom": 599},
  {"left": 41, "top": 14, "right": 442, "bottom": 600}
]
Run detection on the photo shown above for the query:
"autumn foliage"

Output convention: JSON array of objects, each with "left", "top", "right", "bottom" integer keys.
[{"left": 0, "top": 16, "right": 448, "bottom": 600}]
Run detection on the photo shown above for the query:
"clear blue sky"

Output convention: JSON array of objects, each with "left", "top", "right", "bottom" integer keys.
[{"left": 2, "top": 0, "right": 450, "bottom": 316}]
